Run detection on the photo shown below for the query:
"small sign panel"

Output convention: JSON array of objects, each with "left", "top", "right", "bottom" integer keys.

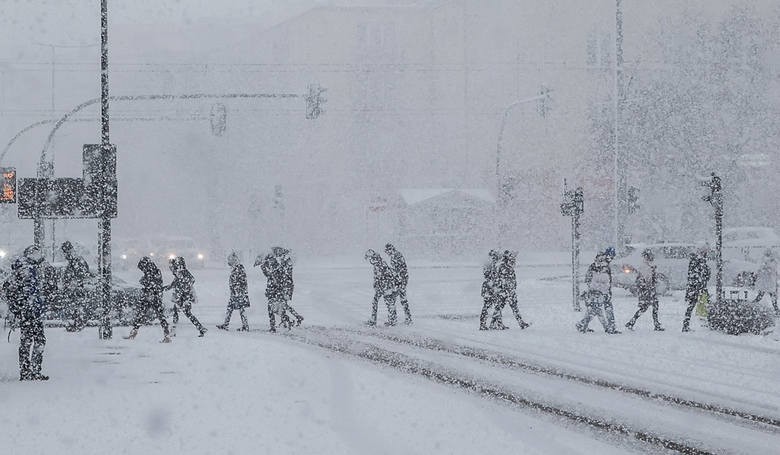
[{"left": 0, "top": 167, "right": 16, "bottom": 203}]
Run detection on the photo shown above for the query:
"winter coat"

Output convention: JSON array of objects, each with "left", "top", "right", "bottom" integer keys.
[
  {"left": 754, "top": 258, "right": 778, "bottom": 294},
  {"left": 387, "top": 248, "right": 409, "bottom": 287},
  {"left": 62, "top": 255, "right": 90, "bottom": 296},
  {"left": 585, "top": 260, "right": 612, "bottom": 296},
  {"left": 229, "top": 264, "right": 250, "bottom": 309},
  {"left": 3, "top": 260, "right": 25, "bottom": 317},
  {"left": 685, "top": 253, "right": 710, "bottom": 297},
  {"left": 481, "top": 257, "right": 500, "bottom": 299},
  {"left": 139, "top": 258, "right": 164, "bottom": 308},
  {"left": 369, "top": 255, "right": 396, "bottom": 297},
  {"left": 260, "top": 254, "right": 286, "bottom": 301},
  {"left": 280, "top": 256, "right": 294, "bottom": 301},
  {"left": 496, "top": 260, "right": 517, "bottom": 300},
  {"left": 635, "top": 263, "right": 658, "bottom": 303},
  {"left": 17, "top": 259, "right": 53, "bottom": 320},
  {"left": 170, "top": 268, "right": 196, "bottom": 305}
]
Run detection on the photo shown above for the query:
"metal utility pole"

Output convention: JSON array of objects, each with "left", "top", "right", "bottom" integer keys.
[
  {"left": 613, "top": 0, "right": 627, "bottom": 254},
  {"left": 702, "top": 173, "right": 723, "bottom": 314},
  {"left": 98, "top": 0, "right": 114, "bottom": 340},
  {"left": 561, "top": 181, "right": 584, "bottom": 312}
]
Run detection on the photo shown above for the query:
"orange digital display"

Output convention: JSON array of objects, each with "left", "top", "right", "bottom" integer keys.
[{"left": 0, "top": 167, "right": 15, "bottom": 203}]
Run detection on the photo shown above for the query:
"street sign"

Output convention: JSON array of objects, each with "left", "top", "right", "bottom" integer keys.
[
  {"left": 0, "top": 167, "right": 16, "bottom": 203},
  {"left": 82, "top": 144, "right": 118, "bottom": 218},
  {"left": 18, "top": 178, "right": 87, "bottom": 219}
]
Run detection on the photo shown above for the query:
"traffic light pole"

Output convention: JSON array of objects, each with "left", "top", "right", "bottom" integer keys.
[
  {"left": 98, "top": 0, "right": 113, "bottom": 340},
  {"left": 702, "top": 173, "right": 723, "bottom": 316},
  {"left": 561, "top": 182, "right": 584, "bottom": 312}
]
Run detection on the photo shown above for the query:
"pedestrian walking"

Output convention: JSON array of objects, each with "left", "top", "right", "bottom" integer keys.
[
  {"left": 385, "top": 243, "right": 412, "bottom": 324},
  {"left": 479, "top": 250, "right": 501, "bottom": 330},
  {"left": 365, "top": 249, "right": 398, "bottom": 326},
  {"left": 256, "top": 249, "right": 292, "bottom": 332},
  {"left": 61, "top": 241, "right": 90, "bottom": 332},
  {"left": 125, "top": 256, "right": 171, "bottom": 342},
  {"left": 165, "top": 257, "right": 207, "bottom": 337},
  {"left": 682, "top": 247, "right": 710, "bottom": 332},
  {"left": 490, "top": 250, "right": 529, "bottom": 329},
  {"left": 625, "top": 249, "right": 665, "bottom": 331},
  {"left": 276, "top": 247, "right": 303, "bottom": 326},
  {"left": 577, "top": 251, "right": 619, "bottom": 334},
  {"left": 217, "top": 252, "right": 250, "bottom": 331}
]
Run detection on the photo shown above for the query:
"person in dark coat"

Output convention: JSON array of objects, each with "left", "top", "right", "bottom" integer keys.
[
  {"left": 385, "top": 243, "right": 412, "bottom": 324},
  {"left": 12, "top": 246, "right": 53, "bottom": 380},
  {"left": 577, "top": 251, "right": 619, "bottom": 333},
  {"left": 125, "top": 256, "right": 171, "bottom": 342},
  {"left": 61, "top": 241, "right": 91, "bottom": 332},
  {"left": 165, "top": 257, "right": 206, "bottom": 337},
  {"left": 218, "top": 252, "right": 250, "bottom": 331},
  {"left": 626, "top": 249, "right": 665, "bottom": 331},
  {"left": 490, "top": 250, "right": 529, "bottom": 329},
  {"left": 752, "top": 249, "right": 779, "bottom": 316},
  {"left": 256, "top": 250, "right": 292, "bottom": 332},
  {"left": 275, "top": 247, "right": 303, "bottom": 326},
  {"left": 365, "top": 249, "right": 398, "bottom": 326},
  {"left": 479, "top": 250, "right": 501, "bottom": 330},
  {"left": 682, "top": 247, "right": 710, "bottom": 332}
]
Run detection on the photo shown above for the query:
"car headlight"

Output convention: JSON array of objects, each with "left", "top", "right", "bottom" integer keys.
[
  {"left": 0, "top": 249, "right": 6, "bottom": 259},
  {"left": 168, "top": 253, "right": 176, "bottom": 260},
  {"left": 121, "top": 254, "right": 127, "bottom": 260},
  {"left": 197, "top": 253, "right": 204, "bottom": 260},
  {"left": 149, "top": 252, "right": 155, "bottom": 257}
]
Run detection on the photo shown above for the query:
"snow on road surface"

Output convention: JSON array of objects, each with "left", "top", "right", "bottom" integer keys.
[{"left": 2, "top": 258, "right": 779, "bottom": 454}]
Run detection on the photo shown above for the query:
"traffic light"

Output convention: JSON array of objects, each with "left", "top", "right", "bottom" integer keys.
[
  {"left": 627, "top": 186, "right": 639, "bottom": 214},
  {"left": 305, "top": 84, "right": 327, "bottom": 120},
  {"left": 210, "top": 103, "right": 227, "bottom": 136},
  {"left": 0, "top": 167, "right": 16, "bottom": 203}
]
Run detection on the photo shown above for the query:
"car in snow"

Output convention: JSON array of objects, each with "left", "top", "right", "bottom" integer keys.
[
  {"left": 723, "top": 226, "right": 780, "bottom": 263},
  {"left": 611, "top": 242, "right": 757, "bottom": 295},
  {"left": 151, "top": 236, "right": 208, "bottom": 269}
]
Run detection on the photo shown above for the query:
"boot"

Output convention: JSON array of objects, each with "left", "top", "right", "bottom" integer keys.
[
  {"left": 479, "top": 324, "right": 488, "bottom": 331},
  {"left": 161, "top": 335, "right": 171, "bottom": 343},
  {"left": 124, "top": 328, "right": 138, "bottom": 340},
  {"left": 654, "top": 325, "right": 665, "bottom": 331},
  {"left": 295, "top": 315, "right": 304, "bottom": 327},
  {"left": 198, "top": 328, "right": 207, "bottom": 337},
  {"left": 32, "top": 373, "right": 49, "bottom": 381},
  {"left": 216, "top": 323, "right": 228, "bottom": 331},
  {"left": 404, "top": 317, "right": 413, "bottom": 325},
  {"left": 625, "top": 321, "right": 635, "bottom": 331},
  {"left": 237, "top": 326, "right": 250, "bottom": 332}
]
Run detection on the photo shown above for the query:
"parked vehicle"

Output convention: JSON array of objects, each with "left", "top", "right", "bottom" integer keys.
[
  {"left": 153, "top": 236, "right": 208, "bottom": 268},
  {"left": 611, "top": 242, "right": 757, "bottom": 295}
]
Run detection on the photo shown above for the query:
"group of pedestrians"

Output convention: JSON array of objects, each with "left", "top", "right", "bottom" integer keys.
[
  {"left": 364, "top": 243, "right": 413, "bottom": 326},
  {"left": 215, "top": 247, "right": 302, "bottom": 333},
  {"left": 480, "top": 250, "right": 530, "bottom": 330}
]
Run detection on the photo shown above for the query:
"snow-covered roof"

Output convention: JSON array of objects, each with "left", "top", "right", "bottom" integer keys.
[{"left": 398, "top": 188, "right": 495, "bottom": 206}]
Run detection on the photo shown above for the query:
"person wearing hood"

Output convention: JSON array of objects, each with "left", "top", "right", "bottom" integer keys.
[
  {"left": 577, "top": 250, "right": 619, "bottom": 334},
  {"left": 125, "top": 256, "right": 171, "bottom": 342},
  {"left": 61, "top": 240, "right": 90, "bottom": 332},
  {"left": 256, "top": 249, "right": 292, "bottom": 332},
  {"left": 479, "top": 250, "right": 501, "bottom": 330},
  {"left": 274, "top": 247, "right": 303, "bottom": 327},
  {"left": 218, "top": 252, "right": 250, "bottom": 331},
  {"left": 165, "top": 257, "right": 206, "bottom": 337},
  {"left": 683, "top": 246, "right": 711, "bottom": 332},
  {"left": 490, "top": 250, "right": 530, "bottom": 330},
  {"left": 15, "top": 245, "right": 54, "bottom": 380},
  {"left": 365, "top": 249, "right": 398, "bottom": 326},
  {"left": 753, "top": 249, "right": 779, "bottom": 316},
  {"left": 385, "top": 243, "right": 412, "bottom": 325},
  {"left": 625, "top": 249, "right": 664, "bottom": 331}
]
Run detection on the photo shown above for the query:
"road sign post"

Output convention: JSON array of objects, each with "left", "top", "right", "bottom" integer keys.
[{"left": 562, "top": 181, "right": 584, "bottom": 312}]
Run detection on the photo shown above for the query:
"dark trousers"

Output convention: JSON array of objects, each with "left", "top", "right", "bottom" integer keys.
[
  {"left": 268, "top": 299, "right": 291, "bottom": 331},
  {"left": 396, "top": 286, "right": 412, "bottom": 322},
  {"left": 479, "top": 296, "right": 496, "bottom": 328},
  {"left": 491, "top": 294, "right": 526, "bottom": 327},
  {"left": 66, "top": 290, "right": 88, "bottom": 330},
  {"left": 578, "top": 298, "right": 608, "bottom": 332},
  {"left": 224, "top": 306, "right": 248, "bottom": 329},
  {"left": 174, "top": 301, "right": 205, "bottom": 333},
  {"left": 683, "top": 289, "right": 703, "bottom": 329},
  {"left": 627, "top": 299, "right": 661, "bottom": 328},
  {"left": 603, "top": 298, "right": 617, "bottom": 332},
  {"left": 19, "top": 318, "right": 46, "bottom": 378},
  {"left": 133, "top": 302, "right": 170, "bottom": 336},
  {"left": 370, "top": 290, "right": 397, "bottom": 326}
]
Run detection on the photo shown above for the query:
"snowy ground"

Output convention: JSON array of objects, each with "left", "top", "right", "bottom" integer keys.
[{"left": 2, "top": 257, "right": 780, "bottom": 454}]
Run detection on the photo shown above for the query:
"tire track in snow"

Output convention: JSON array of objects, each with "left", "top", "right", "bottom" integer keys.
[
  {"left": 282, "top": 328, "right": 715, "bottom": 455},
  {"left": 326, "top": 326, "right": 780, "bottom": 431}
]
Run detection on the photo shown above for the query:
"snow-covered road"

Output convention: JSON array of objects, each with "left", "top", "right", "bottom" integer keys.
[{"left": 2, "top": 259, "right": 779, "bottom": 454}]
